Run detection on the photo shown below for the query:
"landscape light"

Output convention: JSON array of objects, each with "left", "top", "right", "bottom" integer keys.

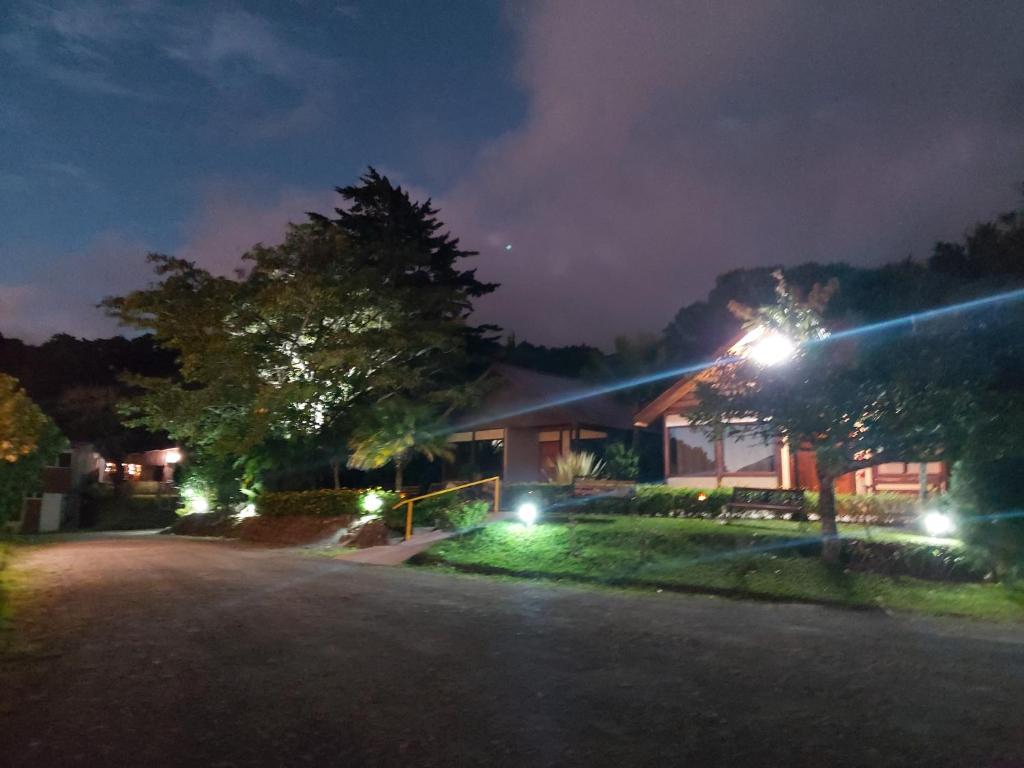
[
  {"left": 164, "top": 449, "right": 182, "bottom": 464},
  {"left": 747, "top": 330, "right": 797, "bottom": 366},
  {"left": 361, "top": 492, "right": 384, "bottom": 514},
  {"left": 516, "top": 501, "right": 539, "bottom": 526},
  {"left": 236, "top": 503, "right": 257, "bottom": 519},
  {"left": 922, "top": 511, "right": 956, "bottom": 537},
  {"left": 191, "top": 495, "right": 210, "bottom": 514}
]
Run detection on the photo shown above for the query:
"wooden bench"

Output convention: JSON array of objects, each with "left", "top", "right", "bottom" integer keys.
[{"left": 724, "top": 487, "right": 807, "bottom": 520}]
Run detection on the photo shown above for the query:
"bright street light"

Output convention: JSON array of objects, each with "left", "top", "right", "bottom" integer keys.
[{"left": 747, "top": 330, "right": 797, "bottom": 366}]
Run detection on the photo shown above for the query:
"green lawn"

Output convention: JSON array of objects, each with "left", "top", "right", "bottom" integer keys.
[
  {"left": 414, "top": 516, "right": 1024, "bottom": 621},
  {"left": 0, "top": 537, "right": 18, "bottom": 644}
]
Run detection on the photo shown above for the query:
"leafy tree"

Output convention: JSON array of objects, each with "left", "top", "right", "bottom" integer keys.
[
  {"left": 347, "top": 400, "right": 454, "bottom": 489},
  {"left": 0, "top": 375, "right": 63, "bottom": 523},
  {"left": 104, "top": 169, "right": 495, "bottom": 491},
  {"left": 689, "top": 273, "right": 954, "bottom": 559},
  {"left": 0, "top": 374, "right": 54, "bottom": 463}
]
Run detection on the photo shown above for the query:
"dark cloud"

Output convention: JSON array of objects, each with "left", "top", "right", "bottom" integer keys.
[{"left": 443, "top": 0, "right": 1024, "bottom": 346}]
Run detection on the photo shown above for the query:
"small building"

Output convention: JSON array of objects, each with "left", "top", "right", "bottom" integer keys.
[
  {"left": 447, "top": 364, "right": 636, "bottom": 483},
  {"left": 101, "top": 447, "right": 181, "bottom": 486},
  {"left": 18, "top": 443, "right": 104, "bottom": 533},
  {"left": 633, "top": 336, "right": 946, "bottom": 495}
]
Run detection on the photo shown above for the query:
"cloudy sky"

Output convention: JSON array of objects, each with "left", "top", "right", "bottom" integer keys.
[{"left": 2, "top": 1, "right": 1023, "bottom": 346}]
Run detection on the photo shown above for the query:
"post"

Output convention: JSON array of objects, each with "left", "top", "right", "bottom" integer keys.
[
  {"left": 494, "top": 477, "right": 501, "bottom": 515},
  {"left": 405, "top": 500, "right": 414, "bottom": 541}
]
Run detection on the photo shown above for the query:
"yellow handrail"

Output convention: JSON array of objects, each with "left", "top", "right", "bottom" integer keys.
[{"left": 394, "top": 475, "right": 501, "bottom": 541}]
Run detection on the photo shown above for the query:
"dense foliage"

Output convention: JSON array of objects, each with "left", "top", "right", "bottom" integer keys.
[
  {"left": 258, "top": 488, "right": 399, "bottom": 518},
  {"left": 104, "top": 169, "right": 497, "bottom": 495},
  {"left": 0, "top": 375, "right": 64, "bottom": 523}
]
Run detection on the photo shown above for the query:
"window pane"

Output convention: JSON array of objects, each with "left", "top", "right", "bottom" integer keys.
[
  {"left": 668, "top": 426, "right": 716, "bottom": 476},
  {"left": 722, "top": 428, "right": 776, "bottom": 473}
]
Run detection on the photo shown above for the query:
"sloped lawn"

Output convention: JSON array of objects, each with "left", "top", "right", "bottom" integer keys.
[{"left": 413, "top": 516, "right": 1024, "bottom": 621}]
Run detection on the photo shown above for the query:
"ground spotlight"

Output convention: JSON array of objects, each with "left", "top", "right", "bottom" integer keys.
[
  {"left": 922, "top": 510, "right": 955, "bottom": 537},
  {"left": 361, "top": 491, "right": 384, "bottom": 514},
  {"left": 517, "top": 501, "right": 539, "bottom": 526}
]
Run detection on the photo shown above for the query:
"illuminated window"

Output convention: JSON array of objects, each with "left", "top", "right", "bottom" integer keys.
[
  {"left": 124, "top": 463, "right": 142, "bottom": 477},
  {"left": 105, "top": 462, "right": 118, "bottom": 475}
]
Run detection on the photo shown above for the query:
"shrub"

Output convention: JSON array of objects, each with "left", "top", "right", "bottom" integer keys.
[
  {"left": 804, "top": 492, "right": 919, "bottom": 525},
  {"left": 434, "top": 499, "right": 490, "bottom": 530},
  {"left": 384, "top": 495, "right": 439, "bottom": 530},
  {"left": 383, "top": 494, "right": 491, "bottom": 531},
  {"left": 258, "top": 488, "right": 399, "bottom": 519},
  {"left": 603, "top": 443, "right": 639, "bottom": 481},
  {"left": 632, "top": 486, "right": 732, "bottom": 517},
  {"left": 951, "top": 451, "right": 1024, "bottom": 578},
  {"left": 548, "top": 451, "right": 605, "bottom": 484},
  {"left": 84, "top": 491, "right": 180, "bottom": 531}
]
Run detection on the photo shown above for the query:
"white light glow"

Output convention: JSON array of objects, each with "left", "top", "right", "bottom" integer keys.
[
  {"left": 236, "top": 503, "right": 257, "bottom": 519},
  {"left": 517, "top": 501, "right": 539, "bottom": 526},
  {"left": 191, "top": 496, "right": 210, "bottom": 514},
  {"left": 361, "top": 492, "right": 384, "bottom": 514},
  {"left": 922, "top": 511, "right": 956, "bottom": 537},
  {"left": 164, "top": 449, "right": 182, "bottom": 464},
  {"left": 747, "top": 331, "right": 797, "bottom": 366}
]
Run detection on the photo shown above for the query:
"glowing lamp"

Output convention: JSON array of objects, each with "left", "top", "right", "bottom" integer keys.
[
  {"left": 236, "top": 503, "right": 257, "bottom": 519},
  {"left": 517, "top": 501, "right": 539, "bottom": 526},
  {"left": 361, "top": 491, "right": 384, "bottom": 514},
  {"left": 165, "top": 449, "right": 182, "bottom": 464},
  {"left": 191, "top": 496, "right": 210, "bottom": 514},
  {"left": 922, "top": 511, "right": 955, "bottom": 537},
  {"left": 747, "top": 332, "right": 797, "bottom": 366}
]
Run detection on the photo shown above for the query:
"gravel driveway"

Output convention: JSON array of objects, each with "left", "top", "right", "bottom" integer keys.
[{"left": 2, "top": 535, "right": 1022, "bottom": 767}]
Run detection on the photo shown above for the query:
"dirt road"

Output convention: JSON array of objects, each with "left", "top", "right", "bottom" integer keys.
[{"left": 2, "top": 535, "right": 1022, "bottom": 767}]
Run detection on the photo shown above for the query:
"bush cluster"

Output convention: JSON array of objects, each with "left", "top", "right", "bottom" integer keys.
[
  {"left": 258, "top": 488, "right": 399, "bottom": 519},
  {"left": 557, "top": 485, "right": 922, "bottom": 525},
  {"left": 804, "top": 492, "right": 919, "bottom": 525},
  {"left": 385, "top": 494, "right": 491, "bottom": 531}
]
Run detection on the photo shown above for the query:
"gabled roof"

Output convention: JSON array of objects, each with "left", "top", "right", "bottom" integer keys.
[
  {"left": 455, "top": 363, "right": 635, "bottom": 431},
  {"left": 632, "top": 330, "right": 755, "bottom": 427}
]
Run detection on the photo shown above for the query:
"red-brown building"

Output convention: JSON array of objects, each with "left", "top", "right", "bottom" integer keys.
[{"left": 633, "top": 335, "right": 946, "bottom": 496}]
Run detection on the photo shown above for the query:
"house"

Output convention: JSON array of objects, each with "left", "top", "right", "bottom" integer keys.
[
  {"left": 447, "top": 364, "right": 636, "bottom": 482},
  {"left": 15, "top": 444, "right": 182, "bottom": 534},
  {"left": 100, "top": 447, "right": 181, "bottom": 487},
  {"left": 18, "top": 443, "right": 104, "bottom": 533},
  {"left": 633, "top": 333, "right": 946, "bottom": 495}
]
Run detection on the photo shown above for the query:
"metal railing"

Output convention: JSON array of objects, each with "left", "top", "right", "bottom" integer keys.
[{"left": 394, "top": 476, "right": 501, "bottom": 541}]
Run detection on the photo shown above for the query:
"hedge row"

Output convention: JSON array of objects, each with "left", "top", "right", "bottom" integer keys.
[
  {"left": 258, "top": 488, "right": 399, "bottom": 518},
  {"left": 531, "top": 484, "right": 922, "bottom": 526}
]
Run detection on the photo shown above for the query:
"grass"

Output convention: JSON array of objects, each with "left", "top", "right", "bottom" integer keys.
[
  {"left": 0, "top": 536, "right": 23, "bottom": 652},
  {"left": 413, "top": 516, "right": 1024, "bottom": 621}
]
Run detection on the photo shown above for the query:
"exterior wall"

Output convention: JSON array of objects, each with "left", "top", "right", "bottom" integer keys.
[
  {"left": 39, "top": 493, "right": 63, "bottom": 532},
  {"left": 504, "top": 427, "right": 541, "bottom": 482}
]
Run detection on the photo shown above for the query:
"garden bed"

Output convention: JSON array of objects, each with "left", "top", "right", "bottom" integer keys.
[{"left": 412, "top": 516, "right": 1024, "bottom": 621}]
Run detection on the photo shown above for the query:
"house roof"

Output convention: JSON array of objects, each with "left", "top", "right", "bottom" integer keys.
[
  {"left": 632, "top": 330, "right": 754, "bottom": 427},
  {"left": 454, "top": 363, "right": 635, "bottom": 431}
]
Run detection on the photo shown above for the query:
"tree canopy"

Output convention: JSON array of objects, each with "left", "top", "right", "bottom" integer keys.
[{"left": 104, "top": 169, "right": 497, "bottom": 492}]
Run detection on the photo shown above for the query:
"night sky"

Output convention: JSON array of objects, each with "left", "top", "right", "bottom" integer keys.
[{"left": 2, "top": 1, "right": 1023, "bottom": 346}]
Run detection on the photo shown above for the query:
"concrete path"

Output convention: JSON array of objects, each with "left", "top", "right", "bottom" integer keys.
[
  {"left": 337, "top": 528, "right": 454, "bottom": 565},
  {"left": 4, "top": 535, "right": 1024, "bottom": 767}
]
